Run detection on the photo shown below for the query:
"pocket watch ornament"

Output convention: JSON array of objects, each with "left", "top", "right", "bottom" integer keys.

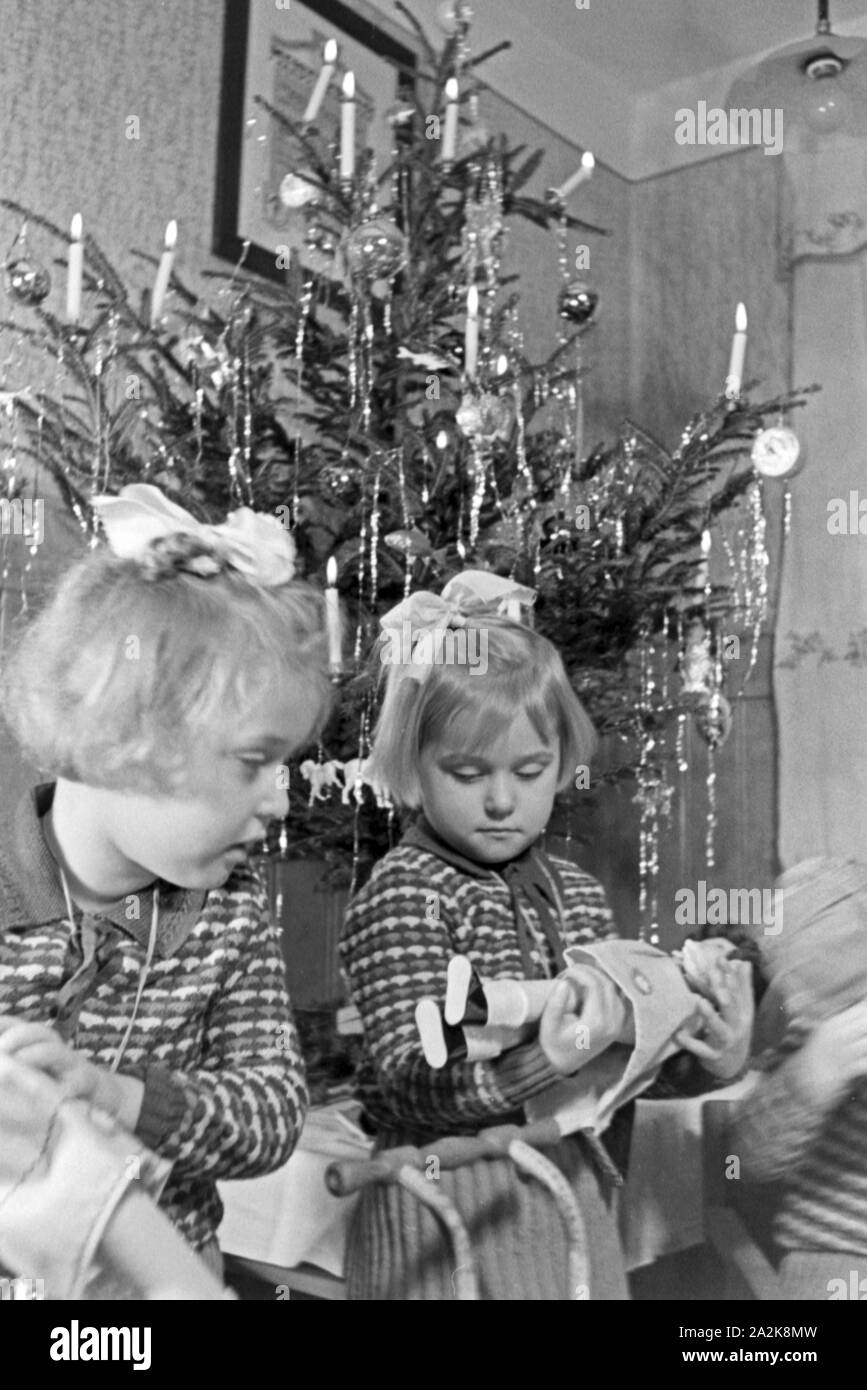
[{"left": 751, "top": 424, "right": 802, "bottom": 480}]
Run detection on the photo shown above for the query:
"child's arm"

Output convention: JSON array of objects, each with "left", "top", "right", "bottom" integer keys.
[
  {"left": 729, "top": 1002, "right": 867, "bottom": 1181},
  {"left": 131, "top": 893, "right": 308, "bottom": 1182},
  {"left": 341, "top": 865, "right": 569, "bottom": 1133}
]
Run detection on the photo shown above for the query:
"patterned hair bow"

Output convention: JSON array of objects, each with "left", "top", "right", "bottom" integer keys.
[
  {"left": 92, "top": 484, "right": 296, "bottom": 588},
  {"left": 378, "top": 569, "right": 536, "bottom": 683}
]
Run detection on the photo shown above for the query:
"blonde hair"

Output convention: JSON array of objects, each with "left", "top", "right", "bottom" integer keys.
[
  {"left": 1, "top": 549, "right": 335, "bottom": 793},
  {"left": 368, "top": 615, "right": 596, "bottom": 809}
]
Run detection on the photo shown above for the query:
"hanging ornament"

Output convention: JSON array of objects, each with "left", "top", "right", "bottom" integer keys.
[
  {"left": 385, "top": 527, "right": 432, "bottom": 558},
  {"left": 304, "top": 221, "right": 337, "bottom": 261},
  {"left": 694, "top": 692, "right": 733, "bottom": 749},
  {"left": 679, "top": 621, "right": 714, "bottom": 695},
  {"left": 456, "top": 391, "right": 514, "bottom": 442},
  {"left": 343, "top": 216, "right": 408, "bottom": 281},
  {"left": 4, "top": 222, "right": 51, "bottom": 305},
  {"left": 557, "top": 280, "right": 599, "bottom": 325},
  {"left": 279, "top": 172, "right": 319, "bottom": 209},
  {"left": 751, "top": 424, "right": 802, "bottom": 480},
  {"left": 4, "top": 254, "right": 51, "bottom": 305}
]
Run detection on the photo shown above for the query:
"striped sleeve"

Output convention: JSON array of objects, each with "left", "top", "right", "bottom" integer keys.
[
  {"left": 726, "top": 1026, "right": 829, "bottom": 1181},
  {"left": 140, "top": 884, "right": 308, "bottom": 1182},
  {"left": 341, "top": 855, "right": 562, "bottom": 1132}
]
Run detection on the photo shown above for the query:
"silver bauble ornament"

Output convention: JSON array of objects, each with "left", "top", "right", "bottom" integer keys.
[
  {"left": 694, "top": 692, "right": 733, "bottom": 749},
  {"left": 344, "top": 217, "right": 408, "bottom": 280},
  {"left": 557, "top": 281, "right": 598, "bottom": 325},
  {"left": 4, "top": 256, "right": 51, "bottom": 305}
]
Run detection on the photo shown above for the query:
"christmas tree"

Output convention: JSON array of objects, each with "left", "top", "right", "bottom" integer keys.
[{"left": 0, "top": 7, "right": 810, "bottom": 923}]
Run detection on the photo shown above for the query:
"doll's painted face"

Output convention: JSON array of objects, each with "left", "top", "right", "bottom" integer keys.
[
  {"left": 418, "top": 708, "right": 561, "bottom": 864},
  {"left": 84, "top": 681, "right": 318, "bottom": 893}
]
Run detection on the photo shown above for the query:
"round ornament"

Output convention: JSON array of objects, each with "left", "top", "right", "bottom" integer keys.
[
  {"left": 279, "top": 172, "right": 318, "bottom": 209},
  {"left": 456, "top": 391, "right": 515, "bottom": 442},
  {"left": 751, "top": 425, "right": 802, "bottom": 480},
  {"left": 694, "top": 692, "right": 733, "bottom": 750},
  {"left": 4, "top": 255, "right": 51, "bottom": 305},
  {"left": 557, "top": 280, "right": 598, "bottom": 326},
  {"left": 343, "top": 217, "right": 408, "bottom": 280}
]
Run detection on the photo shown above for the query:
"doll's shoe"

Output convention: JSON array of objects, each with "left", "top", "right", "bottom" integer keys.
[
  {"left": 445, "top": 955, "right": 474, "bottom": 1025},
  {"left": 415, "top": 998, "right": 449, "bottom": 1068}
]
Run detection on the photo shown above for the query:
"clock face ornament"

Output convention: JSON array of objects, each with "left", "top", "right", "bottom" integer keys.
[{"left": 751, "top": 425, "right": 802, "bottom": 479}]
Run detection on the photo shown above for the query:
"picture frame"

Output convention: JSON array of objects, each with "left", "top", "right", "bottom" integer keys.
[{"left": 213, "top": 0, "right": 419, "bottom": 283}]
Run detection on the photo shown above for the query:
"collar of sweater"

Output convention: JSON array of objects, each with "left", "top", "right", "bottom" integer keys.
[
  {"left": 0, "top": 783, "right": 208, "bottom": 959},
  {"left": 401, "top": 815, "right": 560, "bottom": 900}
]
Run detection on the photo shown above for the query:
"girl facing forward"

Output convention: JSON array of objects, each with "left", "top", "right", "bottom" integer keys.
[
  {"left": 341, "top": 572, "right": 752, "bottom": 1301},
  {"left": 0, "top": 484, "right": 334, "bottom": 1280}
]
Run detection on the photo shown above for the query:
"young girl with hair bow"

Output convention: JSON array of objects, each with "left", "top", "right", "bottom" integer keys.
[
  {"left": 0, "top": 484, "right": 337, "bottom": 1279},
  {"left": 340, "top": 570, "right": 754, "bottom": 1300}
]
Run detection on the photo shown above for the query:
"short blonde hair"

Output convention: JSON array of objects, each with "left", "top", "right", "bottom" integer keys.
[
  {"left": 368, "top": 615, "right": 596, "bottom": 809},
  {"left": 1, "top": 549, "right": 335, "bottom": 793}
]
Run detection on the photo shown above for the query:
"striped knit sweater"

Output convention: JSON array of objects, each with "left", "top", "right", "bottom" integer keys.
[
  {"left": 340, "top": 823, "right": 616, "bottom": 1139},
  {"left": 0, "top": 784, "right": 307, "bottom": 1254},
  {"left": 729, "top": 1024, "right": 867, "bottom": 1256}
]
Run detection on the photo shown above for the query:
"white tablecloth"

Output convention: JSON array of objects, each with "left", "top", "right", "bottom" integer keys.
[{"left": 219, "top": 1077, "right": 756, "bottom": 1278}]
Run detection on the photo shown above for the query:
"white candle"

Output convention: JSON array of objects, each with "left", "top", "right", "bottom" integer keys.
[
  {"left": 553, "top": 151, "right": 594, "bottom": 201},
  {"left": 303, "top": 39, "right": 338, "bottom": 124},
  {"left": 697, "top": 528, "right": 712, "bottom": 589},
  {"left": 725, "top": 303, "right": 748, "bottom": 400},
  {"left": 442, "top": 78, "right": 459, "bottom": 163},
  {"left": 66, "top": 213, "right": 83, "bottom": 324},
  {"left": 150, "top": 220, "right": 178, "bottom": 327},
  {"left": 340, "top": 71, "right": 356, "bottom": 181},
  {"left": 464, "top": 284, "right": 479, "bottom": 380},
  {"left": 325, "top": 555, "right": 342, "bottom": 673}
]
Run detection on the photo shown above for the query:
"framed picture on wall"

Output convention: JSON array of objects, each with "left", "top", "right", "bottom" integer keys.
[{"left": 214, "top": 0, "right": 418, "bottom": 282}]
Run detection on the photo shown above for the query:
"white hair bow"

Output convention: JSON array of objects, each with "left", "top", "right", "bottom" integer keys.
[
  {"left": 378, "top": 569, "right": 536, "bottom": 684},
  {"left": 92, "top": 484, "right": 296, "bottom": 588}
]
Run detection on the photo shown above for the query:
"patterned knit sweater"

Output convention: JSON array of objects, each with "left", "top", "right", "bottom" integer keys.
[
  {"left": 340, "top": 822, "right": 616, "bottom": 1139},
  {"left": 0, "top": 784, "right": 307, "bottom": 1253},
  {"left": 728, "top": 1023, "right": 867, "bottom": 1256}
]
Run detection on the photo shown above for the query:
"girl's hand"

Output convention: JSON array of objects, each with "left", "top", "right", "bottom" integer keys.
[
  {"left": 675, "top": 959, "right": 754, "bottom": 1080},
  {"left": 539, "top": 969, "right": 633, "bottom": 1076},
  {"left": 0, "top": 1017, "right": 122, "bottom": 1118},
  {"left": 792, "top": 1000, "right": 867, "bottom": 1110},
  {"left": 0, "top": 1052, "right": 67, "bottom": 1185}
]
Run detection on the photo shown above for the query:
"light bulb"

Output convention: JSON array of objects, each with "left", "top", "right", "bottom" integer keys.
[{"left": 801, "top": 75, "right": 852, "bottom": 134}]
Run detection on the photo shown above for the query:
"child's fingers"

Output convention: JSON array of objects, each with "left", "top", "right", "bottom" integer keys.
[{"left": 0, "top": 1021, "right": 61, "bottom": 1055}]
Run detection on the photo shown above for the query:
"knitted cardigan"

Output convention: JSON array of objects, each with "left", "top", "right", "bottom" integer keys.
[
  {"left": 0, "top": 784, "right": 308, "bottom": 1254},
  {"left": 341, "top": 820, "right": 618, "bottom": 1139}
]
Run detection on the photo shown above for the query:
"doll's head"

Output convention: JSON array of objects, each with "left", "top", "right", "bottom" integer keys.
[
  {"left": 369, "top": 602, "right": 596, "bottom": 865},
  {"left": 2, "top": 493, "right": 335, "bottom": 890}
]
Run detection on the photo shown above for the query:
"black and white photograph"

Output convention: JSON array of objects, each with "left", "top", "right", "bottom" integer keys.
[{"left": 1, "top": 0, "right": 866, "bottom": 1351}]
